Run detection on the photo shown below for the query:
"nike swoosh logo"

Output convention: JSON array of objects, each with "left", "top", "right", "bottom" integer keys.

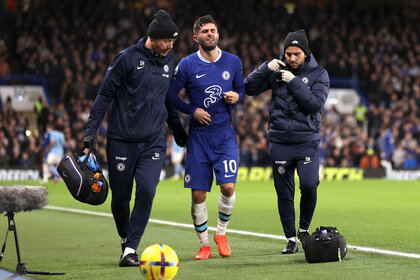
[
  {"left": 196, "top": 74, "right": 206, "bottom": 79},
  {"left": 62, "top": 172, "right": 67, "bottom": 177},
  {"left": 224, "top": 174, "right": 234, "bottom": 178},
  {"left": 152, "top": 156, "right": 160, "bottom": 160},
  {"left": 137, "top": 66, "right": 144, "bottom": 70},
  {"left": 303, "top": 162, "right": 311, "bottom": 165}
]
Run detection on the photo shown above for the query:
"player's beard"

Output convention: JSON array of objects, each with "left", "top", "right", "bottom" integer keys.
[
  {"left": 198, "top": 36, "right": 218, "bottom": 52},
  {"left": 288, "top": 60, "right": 303, "bottom": 70}
]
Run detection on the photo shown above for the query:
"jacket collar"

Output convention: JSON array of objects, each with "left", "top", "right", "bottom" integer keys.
[
  {"left": 137, "top": 37, "right": 153, "bottom": 57},
  {"left": 280, "top": 53, "right": 318, "bottom": 74}
]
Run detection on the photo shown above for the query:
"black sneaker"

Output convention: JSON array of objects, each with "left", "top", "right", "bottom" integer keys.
[
  {"left": 119, "top": 253, "right": 140, "bottom": 267},
  {"left": 282, "top": 240, "right": 298, "bottom": 254},
  {"left": 297, "top": 231, "right": 310, "bottom": 249}
]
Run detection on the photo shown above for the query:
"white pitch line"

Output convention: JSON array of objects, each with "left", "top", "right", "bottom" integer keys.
[{"left": 45, "top": 205, "right": 420, "bottom": 259}]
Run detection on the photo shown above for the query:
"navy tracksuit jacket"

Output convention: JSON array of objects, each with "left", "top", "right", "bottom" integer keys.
[
  {"left": 85, "top": 37, "right": 182, "bottom": 250},
  {"left": 245, "top": 54, "right": 330, "bottom": 238}
]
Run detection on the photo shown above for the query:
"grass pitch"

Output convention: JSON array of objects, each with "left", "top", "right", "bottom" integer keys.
[{"left": 0, "top": 179, "right": 419, "bottom": 279}]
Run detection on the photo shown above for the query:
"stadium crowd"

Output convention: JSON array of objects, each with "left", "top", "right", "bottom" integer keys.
[{"left": 0, "top": 0, "right": 419, "bottom": 172}]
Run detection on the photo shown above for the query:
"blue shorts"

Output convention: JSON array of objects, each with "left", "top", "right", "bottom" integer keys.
[{"left": 184, "top": 126, "right": 238, "bottom": 192}]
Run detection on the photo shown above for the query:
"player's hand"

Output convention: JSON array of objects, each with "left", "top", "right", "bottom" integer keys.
[
  {"left": 280, "top": 70, "right": 295, "bottom": 83},
  {"left": 173, "top": 128, "right": 188, "bottom": 147},
  {"left": 193, "top": 108, "right": 211, "bottom": 125},
  {"left": 83, "top": 134, "right": 97, "bottom": 153},
  {"left": 223, "top": 91, "right": 239, "bottom": 104},
  {"left": 268, "top": 59, "right": 286, "bottom": 71}
]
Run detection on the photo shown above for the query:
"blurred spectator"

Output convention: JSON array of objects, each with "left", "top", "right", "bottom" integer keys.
[
  {"left": 403, "top": 152, "right": 418, "bottom": 170},
  {"left": 392, "top": 141, "right": 406, "bottom": 169},
  {"left": 367, "top": 104, "right": 381, "bottom": 138},
  {"left": 170, "top": 136, "right": 185, "bottom": 180},
  {"left": 0, "top": 54, "right": 11, "bottom": 76},
  {"left": 40, "top": 124, "right": 52, "bottom": 182},
  {"left": 354, "top": 101, "right": 367, "bottom": 128},
  {"left": 19, "top": 151, "right": 33, "bottom": 169},
  {"left": 360, "top": 148, "right": 380, "bottom": 169},
  {"left": 44, "top": 123, "right": 66, "bottom": 183},
  {"left": 34, "top": 97, "right": 49, "bottom": 136},
  {"left": 378, "top": 126, "right": 394, "bottom": 161},
  {"left": 416, "top": 146, "right": 420, "bottom": 168},
  {"left": 0, "top": 144, "right": 9, "bottom": 167},
  {"left": 239, "top": 136, "right": 256, "bottom": 166},
  {"left": 0, "top": 0, "right": 419, "bottom": 171}
]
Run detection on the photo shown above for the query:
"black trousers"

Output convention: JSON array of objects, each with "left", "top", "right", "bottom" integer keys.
[
  {"left": 106, "top": 136, "right": 166, "bottom": 250},
  {"left": 270, "top": 141, "right": 320, "bottom": 238}
]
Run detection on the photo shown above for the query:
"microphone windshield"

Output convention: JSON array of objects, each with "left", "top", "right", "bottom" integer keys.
[{"left": 0, "top": 185, "right": 48, "bottom": 213}]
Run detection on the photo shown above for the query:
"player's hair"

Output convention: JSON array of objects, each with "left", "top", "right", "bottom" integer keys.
[{"left": 193, "top": 15, "right": 217, "bottom": 34}]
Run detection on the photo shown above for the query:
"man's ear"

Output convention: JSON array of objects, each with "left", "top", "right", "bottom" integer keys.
[{"left": 193, "top": 35, "right": 198, "bottom": 43}]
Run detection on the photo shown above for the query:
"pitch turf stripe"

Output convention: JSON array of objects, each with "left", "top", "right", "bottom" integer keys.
[{"left": 45, "top": 206, "right": 420, "bottom": 259}]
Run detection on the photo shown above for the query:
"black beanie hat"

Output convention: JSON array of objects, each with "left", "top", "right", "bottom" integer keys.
[
  {"left": 283, "top": 29, "right": 310, "bottom": 56},
  {"left": 147, "top": 10, "right": 178, "bottom": 39}
]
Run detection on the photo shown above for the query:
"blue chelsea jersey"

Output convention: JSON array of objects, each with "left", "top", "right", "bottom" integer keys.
[{"left": 166, "top": 48, "right": 245, "bottom": 131}]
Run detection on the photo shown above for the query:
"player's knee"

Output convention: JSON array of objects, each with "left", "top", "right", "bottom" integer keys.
[
  {"left": 192, "top": 189, "right": 206, "bottom": 204},
  {"left": 220, "top": 183, "right": 235, "bottom": 197}
]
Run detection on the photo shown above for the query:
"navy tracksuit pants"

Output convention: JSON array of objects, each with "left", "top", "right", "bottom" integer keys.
[
  {"left": 270, "top": 141, "right": 320, "bottom": 238},
  {"left": 106, "top": 136, "right": 166, "bottom": 250}
]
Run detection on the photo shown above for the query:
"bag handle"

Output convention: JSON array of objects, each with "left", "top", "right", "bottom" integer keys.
[
  {"left": 76, "top": 150, "right": 103, "bottom": 174},
  {"left": 316, "top": 226, "right": 339, "bottom": 233},
  {"left": 77, "top": 150, "right": 91, "bottom": 168}
]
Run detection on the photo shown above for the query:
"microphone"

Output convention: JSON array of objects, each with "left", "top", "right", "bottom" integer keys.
[
  {"left": 0, "top": 185, "right": 65, "bottom": 276},
  {"left": 0, "top": 185, "right": 48, "bottom": 213}
]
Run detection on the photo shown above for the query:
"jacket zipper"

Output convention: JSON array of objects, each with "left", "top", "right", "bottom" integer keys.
[{"left": 287, "top": 95, "right": 292, "bottom": 139}]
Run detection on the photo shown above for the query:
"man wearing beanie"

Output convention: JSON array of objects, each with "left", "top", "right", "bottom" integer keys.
[
  {"left": 82, "top": 9, "right": 187, "bottom": 267},
  {"left": 245, "top": 29, "right": 330, "bottom": 254}
]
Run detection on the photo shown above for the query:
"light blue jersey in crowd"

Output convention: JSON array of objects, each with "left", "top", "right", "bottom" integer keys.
[{"left": 49, "top": 130, "right": 65, "bottom": 156}]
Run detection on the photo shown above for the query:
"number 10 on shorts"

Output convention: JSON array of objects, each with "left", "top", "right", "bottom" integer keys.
[{"left": 223, "top": 159, "right": 237, "bottom": 175}]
